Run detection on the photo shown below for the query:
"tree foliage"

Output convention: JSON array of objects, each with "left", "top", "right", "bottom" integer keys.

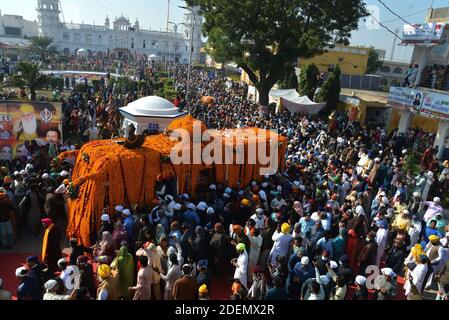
[
  {"left": 17, "top": 62, "right": 50, "bottom": 101},
  {"left": 278, "top": 64, "right": 299, "bottom": 90},
  {"left": 299, "top": 63, "right": 319, "bottom": 99},
  {"left": 187, "top": 0, "right": 367, "bottom": 105},
  {"left": 316, "top": 65, "right": 341, "bottom": 112},
  {"left": 28, "top": 36, "right": 54, "bottom": 62},
  {"left": 367, "top": 47, "right": 383, "bottom": 74}
]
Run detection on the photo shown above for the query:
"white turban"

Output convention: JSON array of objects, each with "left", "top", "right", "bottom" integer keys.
[
  {"left": 187, "top": 203, "right": 196, "bottom": 210},
  {"left": 174, "top": 203, "right": 182, "bottom": 210},
  {"left": 355, "top": 275, "right": 366, "bottom": 286},
  {"left": 433, "top": 197, "right": 441, "bottom": 203},
  {"left": 60, "top": 170, "right": 69, "bottom": 177},
  {"left": 42, "top": 173, "right": 49, "bottom": 179},
  {"left": 101, "top": 214, "right": 110, "bottom": 222},
  {"left": 301, "top": 257, "right": 309, "bottom": 265},
  {"left": 197, "top": 202, "right": 208, "bottom": 211},
  {"left": 122, "top": 209, "right": 131, "bottom": 216},
  {"left": 44, "top": 279, "right": 58, "bottom": 291},
  {"left": 259, "top": 190, "right": 267, "bottom": 201},
  {"left": 381, "top": 268, "right": 397, "bottom": 278},
  {"left": 115, "top": 205, "right": 124, "bottom": 212},
  {"left": 207, "top": 207, "right": 214, "bottom": 214},
  {"left": 209, "top": 184, "right": 216, "bottom": 190}
]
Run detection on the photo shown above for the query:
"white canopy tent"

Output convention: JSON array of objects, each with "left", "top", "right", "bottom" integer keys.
[{"left": 269, "top": 88, "right": 326, "bottom": 115}]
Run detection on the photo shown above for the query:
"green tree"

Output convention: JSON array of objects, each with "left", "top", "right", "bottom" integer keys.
[
  {"left": 298, "top": 63, "right": 319, "bottom": 99},
  {"left": 187, "top": 0, "right": 367, "bottom": 106},
  {"left": 28, "top": 36, "right": 54, "bottom": 62},
  {"left": 278, "top": 64, "right": 298, "bottom": 90},
  {"left": 316, "top": 65, "right": 341, "bottom": 112},
  {"left": 366, "top": 47, "right": 383, "bottom": 74},
  {"left": 17, "top": 61, "right": 50, "bottom": 101}
]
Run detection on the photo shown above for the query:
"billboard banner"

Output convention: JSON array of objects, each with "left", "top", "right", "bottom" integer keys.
[
  {"left": 402, "top": 22, "right": 448, "bottom": 44},
  {"left": 387, "top": 87, "right": 424, "bottom": 110},
  {"left": 0, "top": 101, "right": 62, "bottom": 161}
]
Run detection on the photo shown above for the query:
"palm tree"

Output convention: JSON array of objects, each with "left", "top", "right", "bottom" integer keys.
[
  {"left": 17, "top": 61, "right": 49, "bottom": 101},
  {"left": 28, "top": 36, "right": 54, "bottom": 62}
]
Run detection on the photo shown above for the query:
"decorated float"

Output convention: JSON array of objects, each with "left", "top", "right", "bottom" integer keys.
[{"left": 64, "top": 115, "right": 287, "bottom": 245}]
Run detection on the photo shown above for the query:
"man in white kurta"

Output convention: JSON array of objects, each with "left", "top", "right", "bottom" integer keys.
[
  {"left": 245, "top": 228, "right": 263, "bottom": 280},
  {"left": 404, "top": 256, "right": 428, "bottom": 298},
  {"left": 269, "top": 223, "right": 293, "bottom": 267},
  {"left": 375, "top": 223, "right": 388, "bottom": 266},
  {"left": 233, "top": 243, "right": 249, "bottom": 289}
]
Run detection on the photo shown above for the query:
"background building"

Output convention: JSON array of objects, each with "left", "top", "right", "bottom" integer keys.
[{"left": 36, "top": 0, "right": 204, "bottom": 63}]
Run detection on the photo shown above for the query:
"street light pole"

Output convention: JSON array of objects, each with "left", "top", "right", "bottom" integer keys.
[
  {"left": 178, "top": 6, "right": 195, "bottom": 113},
  {"left": 168, "top": 21, "right": 182, "bottom": 88}
]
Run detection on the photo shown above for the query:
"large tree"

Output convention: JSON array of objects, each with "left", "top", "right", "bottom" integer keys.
[
  {"left": 316, "top": 65, "right": 341, "bottom": 112},
  {"left": 299, "top": 63, "right": 319, "bottom": 99},
  {"left": 17, "top": 62, "right": 50, "bottom": 101},
  {"left": 28, "top": 36, "right": 54, "bottom": 62},
  {"left": 366, "top": 47, "right": 383, "bottom": 74},
  {"left": 278, "top": 64, "right": 298, "bottom": 90},
  {"left": 188, "top": 0, "right": 367, "bottom": 106}
]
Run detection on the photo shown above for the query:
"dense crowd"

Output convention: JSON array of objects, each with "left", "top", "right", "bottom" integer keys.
[{"left": 1, "top": 61, "right": 449, "bottom": 301}]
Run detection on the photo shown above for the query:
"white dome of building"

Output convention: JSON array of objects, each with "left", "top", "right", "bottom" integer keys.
[
  {"left": 119, "top": 95, "right": 186, "bottom": 134},
  {"left": 121, "top": 96, "right": 182, "bottom": 117}
]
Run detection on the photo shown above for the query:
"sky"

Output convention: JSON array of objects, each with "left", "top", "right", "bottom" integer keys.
[{"left": 0, "top": 0, "right": 447, "bottom": 62}]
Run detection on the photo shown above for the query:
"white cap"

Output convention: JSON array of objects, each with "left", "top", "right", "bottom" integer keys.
[
  {"left": 259, "top": 190, "right": 267, "bottom": 201},
  {"left": 381, "top": 268, "right": 397, "bottom": 277},
  {"left": 433, "top": 197, "right": 441, "bottom": 203},
  {"left": 20, "top": 170, "right": 27, "bottom": 175},
  {"left": 44, "top": 279, "right": 58, "bottom": 291},
  {"left": 293, "top": 181, "right": 300, "bottom": 186},
  {"left": 277, "top": 186, "right": 282, "bottom": 192},
  {"left": 101, "top": 214, "right": 110, "bottom": 222},
  {"left": 301, "top": 256, "right": 309, "bottom": 265},
  {"left": 256, "top": 208, "right": 264, "bottom": 214},
  {"left": 15, "top": 266, "right": 27, "bottom": 277},
  {"left": 25, "top": 164, "right": 34, "bottom": 170},
  {"left": 13, "top": 171, "right": 19, "bottom": 176},
  {"left": 428, "top": 171, "right": 434, "bottom": 177},
  {"left": 355, "top": 275, "right": 366, "bottom": 286},
  {"left": 402, "top": 149, "right": 407, "bottom": 154},
  {"left": 251, "top": 181, "right": 257, "bottom": 187},
  {"left": 60, "top": 170, "right": 69, "bottom": 177},
  {"left": 329, "top": 261, "right": 338, "bottom": 269},
  {"left": 187, "top": 203, "right": 196, "bottom": 210},
  {"left": 122, "top": 209, "right": 131, "bottom": 216},
  {"left": 374, "top": 158, "right": 381, "bottom": 162},
  {"left": 181, "top": 193, "right": 189, "bottom": 199},
  {"left": 261, "top": 182, "right": 268, "bottom": 188},
  {"left": 207, "top": 207, "right": 214, "bottom": 214},
  {"left": 42, "top": 173, "right": 49, "bottom": 179},
  {"left": 174, "top": 203, "right": 182, "bottom": 210},
  {"left": 299, "top": 185, "right": 306, "bottom": 191},
  {"left": 197, "top": 202, "right": 208, "bottom": 211},
  {"left": 165, "top": 195, "right": 174, "bottom": 202},
  {"left": 402, "top": 209, "right": 410, "bottom": 215},
  {"left": 209, "top": 184, "right": 216, "bottom": 190},
  {"left": 225, "top": 187, "right": 232, "bottom": 194},
  {"left": 57, "top": 258, "right": 67, "bottom": 266},
  {"left": 223, "top": 193, "right": 230, "bottom": 198},
  {"left": 413, "top": 192, "right": 421, "bottom": 198},
  {"left": 115, "top": 205, "right": 124, "bottom": 212}
]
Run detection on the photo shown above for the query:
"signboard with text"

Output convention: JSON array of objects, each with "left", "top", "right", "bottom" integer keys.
[
  {"left": 402, "top": 22, "right": 449, "bottom": 44},
  {"left": 0, "top": 101, "right": 62, "bottom": 161},
  {"left": 388, "top": 86, "right": 449, "bottom": 121}
]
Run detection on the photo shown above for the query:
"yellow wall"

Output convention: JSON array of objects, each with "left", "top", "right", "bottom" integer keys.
[
  {"left": 299, "top": 46, "right": 369, "bottom": 75},
  {"left": 388, "top": 108, "right": 439, "bottom": 134}
]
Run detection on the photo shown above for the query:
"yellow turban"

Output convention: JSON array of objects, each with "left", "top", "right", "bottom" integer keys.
[
  {"left": 281, "top": 223, "right": 290, "bottom": 234},
  {"left": 429, "top": 235, "right": 440, "bottom": 243},
  {"left": 20, "top": 104, "right": 35, "bottom": 114},
  {"left": 98, "top": 264, "right": 111, "bottom": 278},
  {"left": 398, "top": 222, "right": 408, "bottom": 231},
  {"left": 198, "top": 284, "right": 208, "bottom": 294},
  {"left": 241, "top": 199, "right": 250, "bottom": 207}
]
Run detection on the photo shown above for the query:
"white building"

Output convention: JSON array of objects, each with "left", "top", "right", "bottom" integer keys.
[
  {"left": 387, "top": 6, "right": 449, "bottom": 160},
  {"left": 36, "top": 0, "right": 204, "bottom": 63},
  {"left": 0, "top": 10, "right": 39, "bottom": 39}
]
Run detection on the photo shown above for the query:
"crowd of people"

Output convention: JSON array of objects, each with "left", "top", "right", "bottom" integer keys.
[{"left": 0, "top": 60, "right": 449, "bottom": 301}]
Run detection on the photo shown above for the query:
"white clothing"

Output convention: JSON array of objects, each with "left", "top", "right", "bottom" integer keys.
[
  {"left": 375, "top": 228, "right": 388, "bottom": 266},
  {"left": 407, "top": 222, "right": 422, "bottom": 251},
  {"left": 245, "top": 230, "right": 262, "bottom": 278},
  {"left": 234, "top": 251, "right": 249, "bottom": 289},
  {"left": 250, "top": 214, "right": 265, "bottom": 230},
  {"left": 160, "top": 264, "right": 182, "bottom": 300},
  {"left": 404, "top": 263, "right": 428, "bottom": 296},
  {"left": 269, "top": 231, "right": 293, "bottom": 267}
]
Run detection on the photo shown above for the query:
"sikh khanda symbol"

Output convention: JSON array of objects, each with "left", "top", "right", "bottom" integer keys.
[{"left": 40, "top": 108, "right": 53, "bottom": 124}]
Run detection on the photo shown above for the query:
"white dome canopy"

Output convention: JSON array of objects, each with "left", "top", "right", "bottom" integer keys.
[{"left": 120, "top": 96, "right": 184, "bottom": 117}]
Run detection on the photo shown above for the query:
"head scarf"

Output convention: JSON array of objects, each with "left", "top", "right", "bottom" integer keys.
[
  {"left": 100, "top": 231, "right": 113, "bottom": 250},
  {"left": 116, "top": 246, "right": 134, "bottom": 297}
]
